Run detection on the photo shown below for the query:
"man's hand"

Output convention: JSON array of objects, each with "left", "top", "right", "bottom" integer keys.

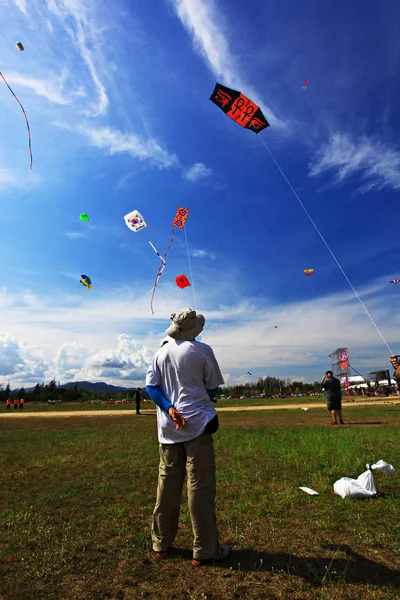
[
  {"left": 168, "top": 407, "right": 186, "bottom": 430},
  {"left": 389, "top": 356, "right": 400, "bottom": 381}
]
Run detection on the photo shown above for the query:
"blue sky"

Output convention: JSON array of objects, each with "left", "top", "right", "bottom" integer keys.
[{"left": 1, "top": 0, "right": 399, "bottom": 388}]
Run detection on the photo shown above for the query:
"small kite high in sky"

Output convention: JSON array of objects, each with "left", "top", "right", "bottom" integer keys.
[
  {"left": 302, "top": 79, "right": 309, "bottom": 89},
  {"left": 304, "top": 269, "right": 314, "bottom": 276},
  {"left": 79, "top": 213, "right": 89, "bottom": 222},
  {"left": 175, "top": 274, "right": 191, "bottom": 289},
  {"left": 209, "top": 83, "right": 269, "bottom": 134},
  {"left": 0, "top": 71, "right": 32, "bottom": 169},
  {"left": 124, "top": 209, "right": 147, "bottom": 232},
  {"left": 390, "top": 279, "right": 399, "bottom": 284},
  {"left": 150, "top": 207, "right": 190, "bottom": 314},
  {"left": 15, "top": 41, "right": 24, "bottom": 51},
  {"left": 80, "top": 274, "right": 92, "bottom": 290}
]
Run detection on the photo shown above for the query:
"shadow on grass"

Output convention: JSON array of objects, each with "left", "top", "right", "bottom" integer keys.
[{"left": 168, "top": 544, "right": 400, "bottom": 588}]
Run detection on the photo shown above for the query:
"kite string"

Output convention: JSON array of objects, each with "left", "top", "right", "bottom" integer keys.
[
  {"left": 184, "top": 225, "right": 196, "bottom": 310},
  {"left": 150, "top": 230, "right": 180, "bottom": 315},
  {"left": 258, "top": 136, "right": 393, "bottom": 355},
  {"left": 348, "top": 363, "right": 367, "bottom": 381},
  {"left": 0, "top": 71, "right": 33, "bottom": 169}
]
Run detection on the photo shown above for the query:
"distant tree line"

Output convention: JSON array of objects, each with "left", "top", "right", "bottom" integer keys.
[
  {"left": 221, "top": 376, "right": 323, "bottom": 397},
  {"left": 0, "top": 375, "right": 324, "bottom": 405},
  {"left": 0, "top": 380, "right": 146, "bottom": 403}
]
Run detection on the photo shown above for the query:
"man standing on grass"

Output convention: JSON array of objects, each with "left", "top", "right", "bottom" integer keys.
[
  {"left": 146, "top": 308, "right": 231, "bottom": 566},
  {"left": 320, "top": 370, "right": 345, "bottom": 425},
  {"left": 135, "top": 387, "right": 142, "bottom": 415}
]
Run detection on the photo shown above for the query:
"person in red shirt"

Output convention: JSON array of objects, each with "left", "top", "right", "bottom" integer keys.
[
  {"left": 19, "top": 398, "right": 25, "bottom": 409},
  {"left": 13, "top": 398, "right": 18, "bottom": 410},
  {"left": 6, "top": 398, "right": 11, "bottom": 410}
]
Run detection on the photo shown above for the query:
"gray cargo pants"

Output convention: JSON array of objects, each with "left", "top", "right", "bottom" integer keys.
[{"left": 151, "top": 433, "right": 220, "bottom": 560}]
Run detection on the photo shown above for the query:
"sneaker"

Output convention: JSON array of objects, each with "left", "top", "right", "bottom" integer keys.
[
  {"left": 339, "top": 420, "right": 345, "bottom": 424},
  {"left": 192, "top": 545, "right": 232, "bottom": 566},
  {"left": 331, "top": 421, "right": 337, "bottom": 425}
]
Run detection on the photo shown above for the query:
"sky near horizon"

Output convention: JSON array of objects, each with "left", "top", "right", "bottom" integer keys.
[{"left": 1, "top": 0, "right": 400, "bottom": 389}]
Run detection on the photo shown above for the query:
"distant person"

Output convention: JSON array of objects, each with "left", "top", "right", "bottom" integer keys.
[
  {"left": 320, "top": 371, "right": 345, "bottom": 425},
  {"left": 390, "top": 356, "right": 400, "bottom": 396},
  {"left": 6, "top": 398, "right": 11, "bottom": 410},
  {"left": 19, "top": 398, "right": 25, "bottom": 409},
  {"left": 135, "top": 388, "right": 142, "bottom": 415},
  {"left": 13, "top": 398, "right": 18, "bottom": 410},
  {"left": 146, "top": 308, "right": 231, "bottom": 566}
]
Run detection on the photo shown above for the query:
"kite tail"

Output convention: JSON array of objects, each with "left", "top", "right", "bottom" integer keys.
[
  {"left": 150, "top": 230, "right": 180, "bottom": 315},
  {"left": 0, "top": 71, "right": 33, "bottom": 169},
  {"left": 259, "top": 135, "right": 393, "bottom": 356}
]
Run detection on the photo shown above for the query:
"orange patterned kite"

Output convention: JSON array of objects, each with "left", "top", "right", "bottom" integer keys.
[{"left": 172, "top": 206, "right": 190, "bottom": 229}]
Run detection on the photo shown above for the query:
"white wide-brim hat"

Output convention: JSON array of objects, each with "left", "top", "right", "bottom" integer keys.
[{"left": 166, "top": 308, "right": 205, "bottom": 341}]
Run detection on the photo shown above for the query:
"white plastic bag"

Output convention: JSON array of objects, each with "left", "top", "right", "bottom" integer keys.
[
  {"left": 371, "top": 460, "right": 396, "bottom": 475},
  {"left": 333, "top": 460, "right": 396, "bottom": 499}
]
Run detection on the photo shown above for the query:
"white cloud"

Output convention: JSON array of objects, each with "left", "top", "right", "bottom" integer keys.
[
  {"left": 184, "top": 162, "right": 212, "bottom": 182},
  {"left": 0, "top": 335, "right": 24, "bottom": 376},
  {"left": 0, "top": 335, "right": 48, "bottom": 381},
  {"left": 85, "top": 334, "right": 153, "bottom": 381},
  {"left": 169, "top": 0, "right": 282, "bottom": 127},
  {"left": 191, "top": 249, "right": 216, "bottom": 260},
  {"left": 0, "top": 273, "right": 398, "bottom": 387},
  {"left": 52, "top": 341, "right": 90, "bottom": 382},
  {"left": 12, "top": 0, "right": 27, "bottom": 14},
  {"left": 5, "top": 70, "right": 83, "bottom": 106},
  {"left": 76, "top": 124, "right": 179, "bottom": 169},
  {"left": 0, "top": 287, "right": 10, "bottom": 309},
  {"left": 65, "top": 231, "right": 86, "bottom": 239},
  {"left": 0, "top": 167, "right": 18, "bottom": 185},
  {"left": 309, "top": 133, "right": 400, "bottom": 192},
  {"left": 221, "top": 372, "right": 251, "bottom": 387},
  {"left": 23, "top": 291, "right": 44, "bottom": 310},
  {"left": 46, "top": 0, "right": 109, "bottom": 116},
  {"left": 0, "top": 333, "right": 153, "bottom": 386},
  {"left": 0, "top": 166, "right": 40, "bottom": 188}
]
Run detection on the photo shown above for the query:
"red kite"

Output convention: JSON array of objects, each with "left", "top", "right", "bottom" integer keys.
[{"left": 175, "top": 274, "right": 191, "bottom": 289}]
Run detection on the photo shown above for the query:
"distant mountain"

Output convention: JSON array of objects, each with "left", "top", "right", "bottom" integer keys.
[
  {"left": 17, "top": 381, "right": 137, "bottom": 393},
  {"left": 59, "top": 381, "right": 136, "bottom": 393}
]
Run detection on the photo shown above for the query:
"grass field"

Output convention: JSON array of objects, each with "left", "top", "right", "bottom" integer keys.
[{"left": 0, "top": 405, "right": 399, "bottom": 599}]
